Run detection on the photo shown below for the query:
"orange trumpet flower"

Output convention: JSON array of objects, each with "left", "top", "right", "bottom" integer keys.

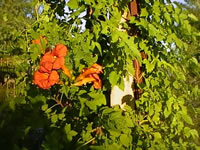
[
  {"left": 53, "top": 57, "right": 65, "bottom": 70},
  {"left": 73, "top": 74, "right": 102, "bottom": 89},
  {"left": 62, "top": 65, "right": 72, "bottom": 78},
  {"left": 74, "top": 63, "right": 103, "bottom": 89},
  {"left": 91, "top": 74, "right": 102, "bottom": 89},
  {"left": 52, "top": 44, "right": 68, "bottom": 58},
  {"left": 39, "top": 61, "right": 53, "bottom": 73},
  {"left": 73, "top": 76, "right": 96, "bottom": 86},
  {"left": 75, "top": 63, "right": 103, "bottom": 82},
  {"left": 33, "top": 70, "right": 59, "bottom": 89},
  {"left": 33, "top": 71, "right": 51, "bottom": 89},
  {"left": 39, "top": 52, "right": 55, "bottom": 73},
  {"left": 40, "top": 51, "right": 55, "bottom": 64},
  {"left": 48, "top": 70, "right": 60, "bottom": 86}
]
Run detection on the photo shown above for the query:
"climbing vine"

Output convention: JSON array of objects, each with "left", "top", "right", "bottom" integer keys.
[{"left": 0, "top": 0, "right": 200, "bottom": 149}]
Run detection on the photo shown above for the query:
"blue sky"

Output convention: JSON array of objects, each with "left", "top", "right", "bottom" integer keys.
[{"left": 171, "top": 0, "right": 185, "bottom": 3}]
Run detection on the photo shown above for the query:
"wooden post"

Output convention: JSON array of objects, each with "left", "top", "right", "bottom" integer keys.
[{"left": 129, "top": 0, "right": 139, "bottom": 16}]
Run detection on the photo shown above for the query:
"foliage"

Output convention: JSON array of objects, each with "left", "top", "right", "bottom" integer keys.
[
  {"left": 178, "top": 0, "right": 200, "bottom": 142},
  {"left": 0, "top": 0, "right": 200, "bottom": 149},
  {"left": 180, "top": 0, "right": 200, "bottom": 70},
  {"left": 182, "top": 0, "right": 200, "bottom": 28},
  {"left": 0, "top": 0, "right": 34, "bottom": 54}
]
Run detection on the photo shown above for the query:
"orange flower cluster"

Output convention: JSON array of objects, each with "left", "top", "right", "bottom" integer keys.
[
  {"left": 32, "top": 38, "right": 103, "bottom": 90},
  {"left": 74, "top": 63, "right": 103, "bottom": 89},
  {"left": 33, "top": 43, "right": 71, "bottom": 89}
]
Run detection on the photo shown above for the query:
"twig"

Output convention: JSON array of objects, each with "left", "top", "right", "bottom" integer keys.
[
  {"left": 76, "top": 137, "right": 95, "bottom": 150},
  {"left": 45, "top": 103, "right": 60, "bottom": 113}
]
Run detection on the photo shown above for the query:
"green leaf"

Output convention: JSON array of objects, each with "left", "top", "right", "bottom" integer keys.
[
  {"left": 188, "top": 14, "right": 198, "bottom": 21},
  {"left": 181, "top": 113, "right": 193, "bottom": 125},
  {"left": 183, "top": 127, "right": 191, "bottom": 138},
  {"left": 107, "top": 143, "right": 121, "bottom": 150},
  {"left": 109, "top": 130, "right": 121, "bottom": 137},
  {"left": 124, "top": 117, "right": 134, "bottom": 127},
  {"left": 95, "top": 42, "right": 102, "bottom": 55},
  {"left": 164, "top": 78, "right": 170, "bottom": 87},
  {"left": 139, "top": 40, "right": 148, "bottom": 51},
  {"left": 180, "top": 13, "right": 187, "bottom": 20},
  {"left": 64, "top": 124, "right": 77, "bottom": 141},
  {"left": 58, "top": 113, "right": 65, "bottom": 120},
  {"left": 177, "top": 122, "right": 184, "bottom": 133},
  {"left": 15, "top": 96, "right": 26, "bottom": 104},
  {"left": 41, "top": 104, "right": 48, "bottom": 111},
  {"left": 148, "top": 24, "right": 158, "bottom": 36},
  {"left": 190, "top": 129, "right": 199, "bottom": 139},
  {"left": 120, "top": 134, "right": 129, "bottom": 147},
  {"left": 126, "top": 61, "right": 135, "bottom": 76},
  {"left": 149, "top": 105, "right": 154, "bottom": 116},
  {"left": 152, "top": 1, "right": 160, "bottom": 14},
  {"left": 101, "top": 107, "right": 115, "bottom": 115},
  {"left": 164, "top": 13, "right": 172, "bottom": 24},
  {"left": 153, "top": 132, "right": 162, "bottom": 140},
  {"left": 145, "top": 59, "right": 156, "bottom": 73},
  {"left": 51, "top": 115, "right": 58, "bottom": 123},
  {"left": 79, "top": 97, "right": 87, "bottom": 116},
  {"left": 70, "top": 130, "right": 77, "bottom": 136},
  {"left": 3, "top": 15, "right": 8, "bottom": 22},
  {"left": 167, "top": 97, "right": 174, "bottom": 110},
  {"left": 67, "top": 0, "right": 79, "bottom": 9},
  {"left": 125, "top": 39, "right": 141, "bottom": 60},
  {"left": 112, "top": 31, "right": 119, "bottom": 43},
  {"left": 152, "top": 113, "right": 160, "bottom": 122},
  {"left": 70, "top": 86, "right": 79, "bottom": 95},
  {"left": 109, "top": 71, "right": 119, "bottom": 86},
  {"left": 89, "top": 146, "right": 105, "bottom": 150},
  {"left": 173, "top": 81, "right": 179, "bottom": 89},
  {"left": 86, "top": 93, "right": 106, "bottom": 111},
  {"left": 167, "top": 33, "right": 183, "bottom": 48},
  {"left": 45, "top": 108, "right": 52, "bottom": 113},
  {"left": 140, "top": 8, "right": 148, "bottom": 17},
  {"left": 30, "top": 44, "right": 41, "bottom": 61},
  {"left": 64, "top": 124, "right": 71, "bottom": 133},
  {"left": 164, "top": 108, "right": 171, "bottom": 118},
  {"left": 24, "top": 126, "right": 31, "bottom": 135},
  {"left": 29, "top": 95, "right": 46, "bottom": 104},
  {"left": 117, "top": 76, "right": 125, "bottom": 91},
  {"left": 184, "top": 20, "right": 191, "bottom": 34}
]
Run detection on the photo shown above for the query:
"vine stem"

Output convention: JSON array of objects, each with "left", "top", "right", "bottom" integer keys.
[
  {"left": 45, "top": 103, "right": 60, "bottom": 113},
  {"left": 56, "top": 93, "right": 64, "bottom": 108},
  {"left": 34, "top": 2, "right": 39, "bottom": 21},
  {"left": 76, "top": 137, "right": 95, "bottom": 150}
]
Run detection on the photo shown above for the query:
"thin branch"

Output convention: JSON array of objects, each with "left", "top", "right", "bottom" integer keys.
[{"left": 76, "top": 137, "right": 95, "bottom": 150}]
